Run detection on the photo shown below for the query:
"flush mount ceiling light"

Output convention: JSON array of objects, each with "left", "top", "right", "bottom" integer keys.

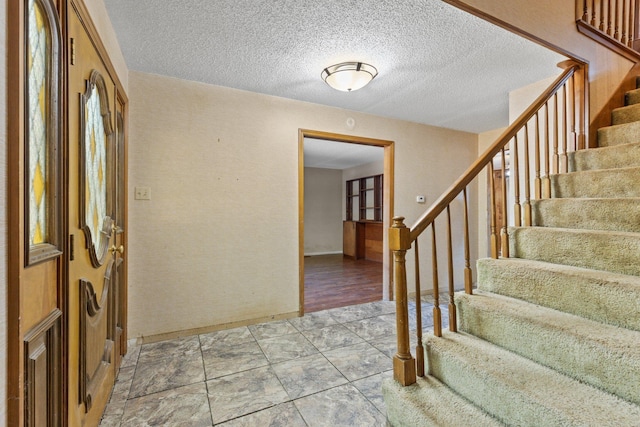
[{"left": 321, "top": 62, "right": 378, "bottom": 92}]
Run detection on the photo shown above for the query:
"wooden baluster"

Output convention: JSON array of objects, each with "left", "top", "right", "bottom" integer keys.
[
  {"left": 446, "top": 206, "right": 457, "bottom": 332},
  {"left": 583, "top": 0, "right": 589, "bottom": 21},
  {"left": 513, "top": 135, "right": 521, "bottom": 227},
  {"left": 615, "top": 0, "right": 621, "bottom": 40},
  {"left": 575, "top": 67, "right": 588, "bottom": 150},
  {"left": 414, "top": 239, "right": 424, "bottom": 377},
  {"left": 463, "top": 187, "right": 473, "bottom": 294},
  {"left": 432, "top": 223, "right": 442, "bottom": 337},
  {"left": 562, "top": 84, "right": 568, "bottom": 173},
  {"left": 601, "top": 0, "right": 606, "bottom": 30},
  {"left": 608, "top": 0, "right": 614, "bottom": 35},
  {"left": 592, "top": 0, "right": 598, "bottom": 25},
  {"left": 570, "top": 74, "right": 577, "bottom": 152},
  {"left": 523, "top": 123, "right": 532, "bottom": 226},
  {"left": 489, "top": 162, "right": 499, "bottom": 259},
  {"left": 500, "top": 148, "right": 510, "bottom": 258},
  {"left": 389, "top": 217, "right": 416, "bottom": 386},
  {"left": 629, "top": 0, "right": 636, "bottom": 47},
  {"left": 554, "top": 92, "right": 560, "bottom": 175},
  {"left": 543, "top": 102, "right": 552, "bottom": 198},
  {"left": 623, "top": 0, "right": 628, "bottom": 44},
  {"left": 535, "top": 112, "right": 542, "bottom": 200}
]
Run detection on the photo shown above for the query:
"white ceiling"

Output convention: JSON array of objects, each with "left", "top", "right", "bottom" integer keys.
[
  {"left": 304, "top": 138, "right": 383, "bottom": 169},
  {"left": 103, "top": 0, "right": 566, "bottom": 168}
]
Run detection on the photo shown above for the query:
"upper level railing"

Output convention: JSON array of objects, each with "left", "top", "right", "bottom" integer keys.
[
  {"left": 390, "top": 61, "right": 588, "bottom": 386},
  {"left": 577, "top": 0, "right": 640, "bottom": 59}
]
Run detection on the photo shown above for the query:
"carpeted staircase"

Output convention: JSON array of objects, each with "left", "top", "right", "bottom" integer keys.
[{"left": 383, "top": 80, "right": 640, "bottom": 426}]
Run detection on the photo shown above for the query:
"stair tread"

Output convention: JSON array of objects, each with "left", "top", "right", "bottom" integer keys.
[
  {"left": 612, "top": 102, "right": 640, "bottom": 125},
  {"left": 477, "top": 257, "right": 640, "bottom": 331},
  {"left": 509, "top": 226, "right": 640, "bottom": 276},
  {"left": 479, "top": 257, "right": 640, "bottom": 287},
  {"left": 597, "top": 119, "right": 640, "bottom": 134},
  {"left": 459, "top": 289, "right": 640, "bottom": 350},
  {"left": 532, "top": 197, "right": 640, "bottom": 232},
  {"left": 513, "top": 224, "right": 640, "bottom": 238},
  {"left": 554, "top": 164, "right": 640, "bottom": 176},
  {"left": 551, "top": 165, "right": 640, "bottom": 198},
  {"left": 569, "top": 141, "right": 640, "bottom": 171},
  {"left": 426, "top": 331, "right": 640, "bottom": 426},
  {"left": 457, "top": 290, "right": 640, "bottom": 405},
  {"left": 597, "top": 120, "right": 640, "bottom": 147},
  {"left": 626, "top": 87, "right": 640, "bottom": 106},
  {"left": 383, "top": 375, "right": 504, "bottom": 427}
]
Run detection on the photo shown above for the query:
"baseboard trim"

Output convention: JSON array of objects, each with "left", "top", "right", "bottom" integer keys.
[
  {"left": 137, "top": 311, "right": 300, "bottom": 344},
  {"left": 408, "top": 286, "right": 468, "bottom": 299},
  {"left": 304, "top": 251, "right": 343, "bottom": 256}
]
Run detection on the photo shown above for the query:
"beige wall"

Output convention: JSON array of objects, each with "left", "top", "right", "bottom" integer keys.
[
  {"left": 1, "top": 0, "right": 7, "bottom": 420},
  {"left": 449, "top": 0, "right": 634, "bottom": 119},
  {"left": 303, "top": 167, "right": 343, "bottom": 255},
  {"left": 128, "top": 71, "right": 478, "bottom": 338}
]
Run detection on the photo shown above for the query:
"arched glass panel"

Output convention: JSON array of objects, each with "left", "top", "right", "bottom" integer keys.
[
  {"left": 81, "top": 70, "right": 113, "bottom": 267},
  {"left": 25, "top": 0, "right": 62, "bottom": 265}
]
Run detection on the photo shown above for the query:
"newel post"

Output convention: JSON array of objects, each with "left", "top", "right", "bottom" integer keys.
[{"left": 389, "top": 216, "right": 416, "bottom": 386}]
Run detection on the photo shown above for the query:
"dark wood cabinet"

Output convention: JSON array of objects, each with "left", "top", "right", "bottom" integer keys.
[
  {"left": 346, "top": 174, "right": 383, "bottom": 222},
  {"left": 344, "top": 174, "right": 384, "bottom": 262}
]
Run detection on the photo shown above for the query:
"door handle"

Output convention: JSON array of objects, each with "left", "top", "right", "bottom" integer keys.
[{"left": 110, "top": 245, "right": 124, "bottom": 255}]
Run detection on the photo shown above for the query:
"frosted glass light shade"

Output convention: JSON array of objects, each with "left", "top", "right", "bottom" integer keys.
[{"left": 321, "top": 62, "right": 378, "bottom": 92}]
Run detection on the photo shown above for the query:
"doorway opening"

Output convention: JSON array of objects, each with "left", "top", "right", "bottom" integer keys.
[{"left": 298, "top": 129, "right": 395, "bottom": 315}]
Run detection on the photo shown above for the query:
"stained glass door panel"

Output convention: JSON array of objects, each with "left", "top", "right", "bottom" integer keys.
[{"left": 80, "top": 70, "right": 113, "bottom": 267}]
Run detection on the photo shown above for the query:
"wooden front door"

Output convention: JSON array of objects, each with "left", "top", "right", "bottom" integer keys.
[
  {"left": 66, "top": 4, "right": 126, "bottom": 424},
  {"left": 9, "top": 0, "right": 127, "bottom": 424},
  {"left": 8, "top": 0, "right": 65, "bottom": 424}
]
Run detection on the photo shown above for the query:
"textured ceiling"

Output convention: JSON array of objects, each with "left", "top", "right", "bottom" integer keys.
[{"left": 104, "top": 0, "right": 566, "bottom": 134}]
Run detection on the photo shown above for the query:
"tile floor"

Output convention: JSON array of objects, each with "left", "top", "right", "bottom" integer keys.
[{"left": 99, "top": 297, "right": 448, "bottom": 426}]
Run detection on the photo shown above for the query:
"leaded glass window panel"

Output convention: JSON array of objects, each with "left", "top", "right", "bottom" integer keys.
[
  {"left": 25, "top": 0, "right": 62, "bottom": 265},
  {"left": 28, "top": 0, "right": 49, "bottom": 245},
  {"left": 81, "top": 70, "right": 113, "bottom": 267}
]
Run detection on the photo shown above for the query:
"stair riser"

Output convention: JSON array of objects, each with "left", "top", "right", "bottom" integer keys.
[
  {"left": 569, "top": 142, "right": 640, "bottom": 171},
  {"left": 626, "top": 88, "right": 640, "bottom": 106},
  {"left": 597, "top": 120, "right": 640, "bottom": 147},
  {"left": 456, "top": 293, "right": 640, "bottom": 406},
  {"left": 426, "top": 343, "right": 564, "bottom": 426},
  {"left": 382, "top": 377, "right": 502, "bottom": 427},
  {"left": 532, "top": 198, "right": 640, "bottom": 232},
  {"left": 509, "top": 227, "right": 640, "bottom": 276},
  {"left": 612, "top": 103, "right": 640, "bottom": 125},
  {"left": 551, "top": 167, "right": 640, "bottom": 198},
  {"left": 426, "top": 333, "right": 640, "bottom": 426},
  {"left": 477, "top": 258, "right": 640, "bottom": 332}
]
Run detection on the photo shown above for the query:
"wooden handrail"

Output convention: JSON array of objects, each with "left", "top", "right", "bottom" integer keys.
[
  {"left": 390, "top": 61, "right": 588, "bottom": 386},
  {"left": 408, "top": 63, "right": 581, "bottom": 242}
]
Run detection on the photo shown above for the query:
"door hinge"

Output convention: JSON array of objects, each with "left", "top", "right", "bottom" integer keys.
[
  {"left": 69, "top": 234, "right": 75, "bottom": 261},
  {"left": 70, "top": 38, "right": 76, "bottom": 65}
]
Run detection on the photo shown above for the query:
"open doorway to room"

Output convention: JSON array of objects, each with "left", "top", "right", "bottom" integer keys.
[{"left": 298, "top": 130, "right": 394, "bottom": 315}]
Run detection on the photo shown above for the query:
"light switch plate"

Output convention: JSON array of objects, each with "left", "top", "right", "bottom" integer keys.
[{"left": 135, "top": 187, "right": 151, "bottom": 200}]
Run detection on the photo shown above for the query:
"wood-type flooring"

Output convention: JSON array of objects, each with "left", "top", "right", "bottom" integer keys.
[{"left": 304, "top": 254, "right": 383, "bottom": 313}]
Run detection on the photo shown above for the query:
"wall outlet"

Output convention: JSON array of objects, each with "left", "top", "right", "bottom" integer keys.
[
  {"left": 135, "top": 187, "right": 151, "bottom": 200},
  {"left": 416, "top": 195, "right": 426, "bottom": 204}
]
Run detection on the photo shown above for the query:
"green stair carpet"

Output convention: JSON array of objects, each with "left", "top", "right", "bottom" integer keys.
[{"left": 383, "top": 77, "right": 640, "bottom": 425}]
